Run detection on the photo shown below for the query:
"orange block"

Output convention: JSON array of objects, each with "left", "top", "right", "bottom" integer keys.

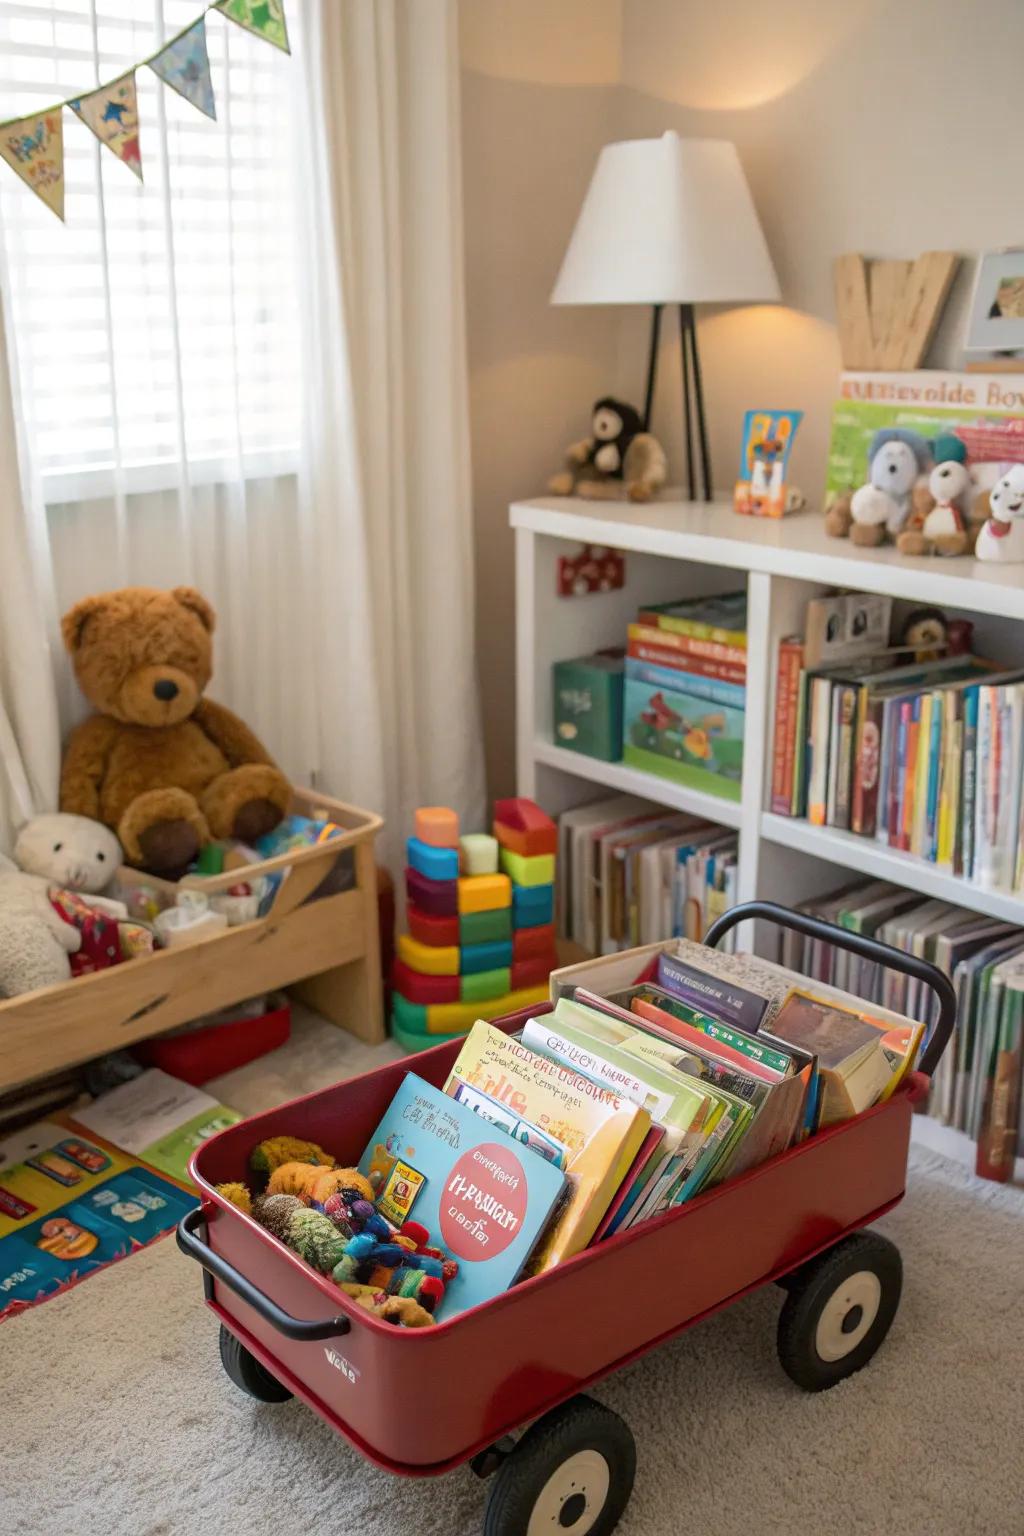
[
  {"left": 415, "top": 806, "right": 460, "bottom": 848},
  {"left": 492, "top": 816, "right": 557, "bottom": 858},
  {"left": 457, "top": 873, "right": 512, "bottom": 914}
]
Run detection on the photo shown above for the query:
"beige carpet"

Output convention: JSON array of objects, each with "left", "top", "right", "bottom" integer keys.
[{"left": 6, "top": 1011, "right": 1024, "bottom": 1536}]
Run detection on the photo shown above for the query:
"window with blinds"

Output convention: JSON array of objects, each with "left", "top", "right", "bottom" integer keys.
[{"left": 0, "top": 0, "right": 300, "bottom": 498}]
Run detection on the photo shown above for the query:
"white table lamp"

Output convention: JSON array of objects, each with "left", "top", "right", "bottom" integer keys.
[{"left": 551, "top": 131, "right": 780, "bottom": 500}]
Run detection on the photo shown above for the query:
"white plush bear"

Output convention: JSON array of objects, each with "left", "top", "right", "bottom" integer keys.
[
  {"left": 0, "top": 814, "right": 125, "bottom": 998},
  {"left": 15, "top": 812, "right": 121, "bottom": 897},
  {"left": 847, "top": 429, "right": 932, "bottom": 547},
  {"left": 975, "top": 464, "right": 1024, "bottom": 564},
  {"left": 0, "top": 860, "right": 80, "bottom": 998}
]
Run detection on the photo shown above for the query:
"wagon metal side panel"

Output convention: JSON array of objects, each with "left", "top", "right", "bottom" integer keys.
[{"left": 192, "top": 1053, "right": 916, "bottom": 1472}]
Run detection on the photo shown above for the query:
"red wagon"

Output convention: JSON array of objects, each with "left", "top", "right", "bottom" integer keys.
[{"left": 179, "top": 902, "right": 956, "bottom": 1536}]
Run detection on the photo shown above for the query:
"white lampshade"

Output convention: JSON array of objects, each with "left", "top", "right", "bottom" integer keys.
[{"left": 551, "top": 131, "right": 780, "bottom": 307}]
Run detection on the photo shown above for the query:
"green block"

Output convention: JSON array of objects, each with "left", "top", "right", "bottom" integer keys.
[
  {"left": 460, "top": 966, "right": 511, "bottom": 1003},
  {"left": 391, "top": 1018, "right": 468, "bottom": 1054},
  {"left": 500, "top": 848, "right": 555, "bottom": 887},
  {"left": 460, "top": 907, "right": 511, "bottom": 945},
  {"left": 391, "top": 991, "right": 428, "bottom": 1033}
]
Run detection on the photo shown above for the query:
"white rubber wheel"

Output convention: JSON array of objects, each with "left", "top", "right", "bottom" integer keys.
[
  {"left": 777, "top": 1230, "right": 902, "bottom": 1392},
  {"left": 814, "top": 1270, "right": 882, "bottom": 1362},
  {"left": 483, "top": 1396, "right": 635, "bottom": 1536},
  {"left": 527, "top": 1449, "right": 611, "bottom": 1536}
]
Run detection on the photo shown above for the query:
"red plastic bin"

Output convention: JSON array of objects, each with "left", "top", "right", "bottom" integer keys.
[{"left": 179, "top": 902, "right": 956, "bottom": 1531}]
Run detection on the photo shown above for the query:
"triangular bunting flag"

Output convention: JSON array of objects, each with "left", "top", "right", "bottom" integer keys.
[
  {"left": 0, "top": 110, "right": 64, "bottom": 219},
  {"left": 217, "top": 0, "right": 290, "bottom": 54},
  {"left": 149, "top": 18, "right": 217, "bottom": 120},
  {"left": 69, "top": 71, "right": 142, "bottom": 180}
]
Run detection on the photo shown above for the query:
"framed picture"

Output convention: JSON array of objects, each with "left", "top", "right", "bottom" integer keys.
[{"left": 965, "top": 250, "right": 1024, "bottom": 354}]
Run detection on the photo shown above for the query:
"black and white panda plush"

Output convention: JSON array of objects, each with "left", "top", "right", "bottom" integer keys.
[{"left": 587, "top": 397, "right": 645, "bottom": 478}]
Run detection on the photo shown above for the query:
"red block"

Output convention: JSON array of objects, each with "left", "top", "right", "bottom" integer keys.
[
  {"left": 513, "top": 923, "right": 556, "bottom": 961},
  {"left": 407, "top": 904, "right": 460, "bottom": 948},
  {"left": 392, "top": 960, "right": 460, "bottom": 1006},
  {"left": 492, "top": 797, "right": 557, "bottom": 856},
  {"left": 511, "top": 954, "right": 557, "bottom": 991},
  {"left": 405, "top": 866, "right": 457, "bottom": 916}
]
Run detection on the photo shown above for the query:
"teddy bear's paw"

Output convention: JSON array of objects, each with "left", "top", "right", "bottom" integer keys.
[
  {"left": 896, "top": 531, "right": 928, "bottom": 557},
  {"left": 548, "top": 472, "right": 575, "bottom": 496},
  {"left": 233, "top": 798, "right": 285, "bottom": 843},
  {"left": 138, "top": 818, "right": 202, "bottom": 877}
]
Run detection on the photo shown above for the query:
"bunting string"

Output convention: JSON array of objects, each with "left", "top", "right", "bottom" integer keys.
[{"left": 0, "top": 1, "right": 289, "bottom": 221}]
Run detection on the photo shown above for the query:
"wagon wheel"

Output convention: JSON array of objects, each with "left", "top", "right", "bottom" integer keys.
[
  {"left": 218, "top": 1324, "right": 293, "bottom": 1403},
  {"left": 484, "top": 1395, "right": 635, "bottom": 1536},
  {"left": 777, "top": 1230, "right": 902, "bottom": 1392}
]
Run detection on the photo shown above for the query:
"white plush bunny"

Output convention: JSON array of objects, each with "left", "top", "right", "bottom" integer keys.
[{"left": 975, "top": 464, "right": 1024, "bottom": 564}]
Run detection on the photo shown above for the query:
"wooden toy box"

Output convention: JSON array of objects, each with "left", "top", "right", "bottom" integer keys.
[{"left": 0, "top": 789, "right": 383, "bottom": 1095}]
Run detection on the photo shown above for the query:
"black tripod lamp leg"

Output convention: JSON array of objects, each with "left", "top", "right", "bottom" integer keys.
[
  {"left": 679, "top": 303, "right": 696, "bottom": 501},
  {"left": 686, "top": 304, "right": 713, "bottom": 502},
  {"left": 643, "top": 303, "right": 663, "bottom": 431}
]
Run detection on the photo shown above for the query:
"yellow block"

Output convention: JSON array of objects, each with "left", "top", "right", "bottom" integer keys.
[
  {"left": 396, "top": 933, "right": 460, "bottom": 976},
  {"left": 457, "top": 872, "right": 511, "bottom": 914},
  {"left": 499, "top": 848, "right": 555, "bottom": 887},
  {"left": 426, "top": 982, "right": 547, "bottom": 1034}
]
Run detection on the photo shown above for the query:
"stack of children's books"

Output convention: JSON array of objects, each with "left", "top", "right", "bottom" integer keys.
[
  {"left": 623, "top": 591, "right": 746, "bottom": 798},
  {"left": 770, "top": 593, "right": 1024, "bottom": 889},
  {"left": 556, "top": 795, "right": 739, "bottom": 953},
  {"left": 781, "top": 878, "right": 1024, "bottom": 1183},
  {"left": 358, "top": 933, "right": 926, "bottom": 1317}
]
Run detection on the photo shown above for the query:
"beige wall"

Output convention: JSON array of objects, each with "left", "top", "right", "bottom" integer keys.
[{"left": 461, "top": 0, "right": 1024, "bottom": 794}]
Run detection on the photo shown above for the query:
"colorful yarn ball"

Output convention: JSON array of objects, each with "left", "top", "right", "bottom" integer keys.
[
  {"left": 288, "top": 1207, "right": 349, "bottom": 1275},
  {"left": 349, "top": 1199, "right": 391, "bottom": 1239},
  {"left": 215, "top": 1181, "right": 252, "bottom": 1215},
  {"left": 321, "top": 1191, "right": 355, "bottom": 1237},
  {"left": 249, "top": 1136, "right": 334, "bottom": 1184},
  {"left": 252, "top": 1192, "right": 304, "bottom": 1245}
]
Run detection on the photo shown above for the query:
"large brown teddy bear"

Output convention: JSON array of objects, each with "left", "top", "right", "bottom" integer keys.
[{"left": 59, "top": 586, "right": 291, "bottom": 876}]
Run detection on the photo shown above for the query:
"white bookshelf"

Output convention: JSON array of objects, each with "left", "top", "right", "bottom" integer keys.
[{"left": 512, "top": 496, "right": 1024, "bottom": 1176}]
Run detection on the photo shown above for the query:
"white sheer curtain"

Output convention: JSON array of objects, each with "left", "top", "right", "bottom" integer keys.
[
  {"left": 0, "top": 0, "right": 484, "bottom": 864},
  {"left": 293, "top": 0, "right": 485, "bottom": 855},
  {"left": 0, "top": 294, "right": 61, "bottom": 850}
]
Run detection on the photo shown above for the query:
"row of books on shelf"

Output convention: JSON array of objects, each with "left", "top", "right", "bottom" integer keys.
[
  {"left": 553, "top": 591, "right": 747, "bottom": 800},
  {"left": 784, "top": 879, "right": 1023, "bottom": 1181},
  {"left": 771, "top": 592, "right": 1024, "bottom": 890},
  {"left": 377, "top": 934, "right": 924, "bottom": 1315},
  {"left": 555, "top": 794, "right": 738, "bottom": 955}
]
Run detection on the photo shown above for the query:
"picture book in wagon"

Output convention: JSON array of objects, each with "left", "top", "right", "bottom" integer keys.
[{"left": 358, "top": 1073, "right": 566, "bottom": 1318}]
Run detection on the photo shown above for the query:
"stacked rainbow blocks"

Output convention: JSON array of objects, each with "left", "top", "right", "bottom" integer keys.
[{"left": 391, "top": 798, "right": 558, "bottom": 1053}]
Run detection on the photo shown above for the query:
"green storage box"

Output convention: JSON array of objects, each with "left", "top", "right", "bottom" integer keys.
[{"left": 552, "top": 650, "right": 624, "bottom": 762}]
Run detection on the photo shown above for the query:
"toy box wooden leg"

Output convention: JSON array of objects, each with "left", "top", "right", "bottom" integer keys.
[{"left": 290, "top": 841, "right": 384, "bottom": 1043}]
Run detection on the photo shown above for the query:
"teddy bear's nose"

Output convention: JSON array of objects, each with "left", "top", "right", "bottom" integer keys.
[{"left": 153, "top": 679, "right": 179, "bottom": 701}]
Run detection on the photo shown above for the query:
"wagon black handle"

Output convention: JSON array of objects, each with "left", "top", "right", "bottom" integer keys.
[
  {"left": 703, "top": 900, "right": 956, "bottom": 1078},
  {"left": 177, "top": 1206, "right": 351, "bottom": 1341}
]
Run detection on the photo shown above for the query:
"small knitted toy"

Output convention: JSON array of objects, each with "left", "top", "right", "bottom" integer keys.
[
  {"left": 215, "top": 1181, "right": 252, "bottom": 1215},
  {"left": 249, "top": 1136, "right": 334, "bottom": 1185},
  {"left": 252, "top": 1192, "right": 304, "bottom": 1246},
  {"left": 332, "top": 1233, "right": 446, "bottom": 1312},
  {"left": 322, "top": 1189, "right": 392, "bottom": 1241},
  {"left": 288, "top": 1206, "right": 350, "bottom": 1275},
  {"left": 338, "top": 1283, "right": 434, "bottom": 1328},
  {"left": 266, "top": 1161, "right": 374, "bottom": 1206}
]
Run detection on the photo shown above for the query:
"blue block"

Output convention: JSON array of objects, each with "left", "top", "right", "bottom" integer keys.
[
  {"left": 512, "top": 883, "right": 553, "bottom": 927},
  {"left": 460, "top": 939, "right": 514, "bottom": 974},
  {"left": 407, "top": 836, "right": 459, "bottom": 882}
]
